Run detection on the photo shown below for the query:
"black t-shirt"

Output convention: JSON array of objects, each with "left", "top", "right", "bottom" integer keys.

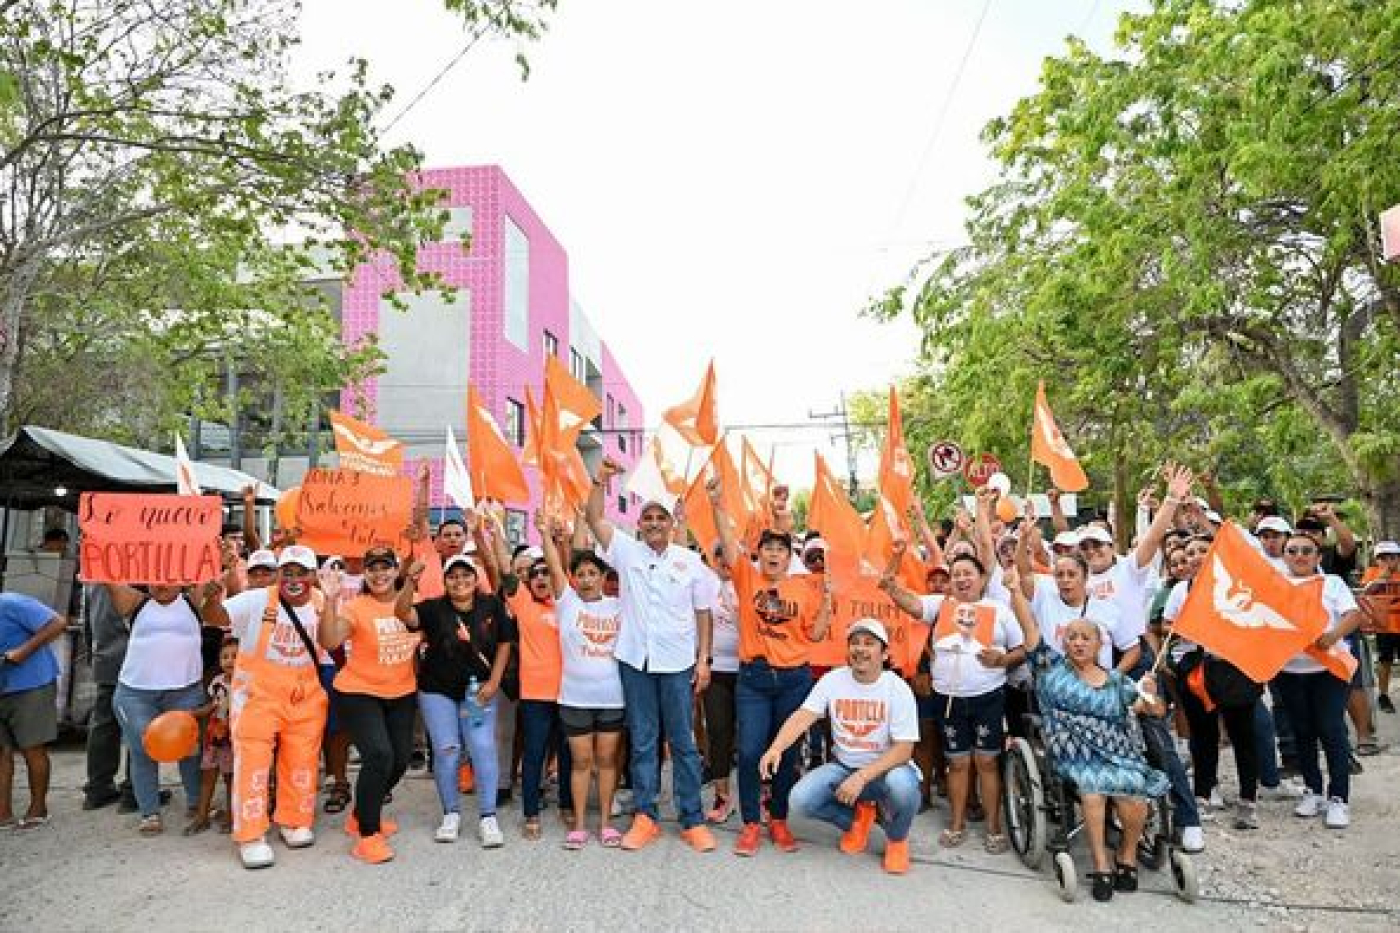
[
  {"left": 416, "top": 594, "right": 517, "bottom": 701},
  {"left": 1321, "top": 545, "right": 1357, "bottom": 584}
]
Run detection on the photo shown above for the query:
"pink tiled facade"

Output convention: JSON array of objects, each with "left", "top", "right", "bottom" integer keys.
[{"left": 339, "top": 165, "right": 644, "bottom": 541}]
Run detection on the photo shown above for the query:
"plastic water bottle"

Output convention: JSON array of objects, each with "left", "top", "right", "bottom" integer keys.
[{"left": 463, "top": 676, "right": 483, "bottom": 728}]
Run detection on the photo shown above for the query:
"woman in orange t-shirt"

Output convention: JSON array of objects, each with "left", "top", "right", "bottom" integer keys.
[
  {"left": 1361, "top": 544, "right": 1400, "bottom": 713},
  {"left": 319, "top": 545, "right": 422, "bottom": 864}
]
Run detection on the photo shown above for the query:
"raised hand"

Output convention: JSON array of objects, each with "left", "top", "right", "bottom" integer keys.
[{"left": 318, "top": 566, "right": 343, "bottom": 601}]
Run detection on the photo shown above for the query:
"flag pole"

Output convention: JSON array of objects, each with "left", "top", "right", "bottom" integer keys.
[
  {"left": 1025, "top": 447, "right": 1036, "bottom": 499},
  {"left": 1150, "top": 632, "right": 1176, "bottom": 676}
]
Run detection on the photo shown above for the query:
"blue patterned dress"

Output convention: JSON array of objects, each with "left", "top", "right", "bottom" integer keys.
[{"left": 1034, "top": 656, "right": 1169, "bottom": 798}]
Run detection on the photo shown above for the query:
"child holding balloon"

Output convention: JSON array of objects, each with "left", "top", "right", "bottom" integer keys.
[{"left": 185, "top": 637, "right": 238, "bottom": 835}]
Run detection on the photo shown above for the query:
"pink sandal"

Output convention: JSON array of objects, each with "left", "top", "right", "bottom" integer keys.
[
  {"left": 599, "top": 826, "right": 623, "bottom": 848},
  {"left": 563, "top": 830, "right": 590, "bottom": 850}
]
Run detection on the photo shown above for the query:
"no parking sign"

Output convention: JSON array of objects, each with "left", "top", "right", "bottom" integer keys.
[{"left": 927, "top": 440, "right": 965, "bottom": 480}]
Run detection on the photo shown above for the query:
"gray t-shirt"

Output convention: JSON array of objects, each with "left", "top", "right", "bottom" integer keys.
[{"left": 84, "top": 584, "right": 130, "bottom": 686}]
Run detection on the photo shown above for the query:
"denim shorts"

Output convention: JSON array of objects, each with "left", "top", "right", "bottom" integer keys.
[
  {"left": 931, "top": 687, "right": 1005, "bottom": 758},
  {"left": 558, "top": 705, "right": 625, "bottom": 737}
]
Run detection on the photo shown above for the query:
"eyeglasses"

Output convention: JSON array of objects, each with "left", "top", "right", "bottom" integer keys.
[{"left": 1284, "top": 547, "right": 1317, "bottom": 556}]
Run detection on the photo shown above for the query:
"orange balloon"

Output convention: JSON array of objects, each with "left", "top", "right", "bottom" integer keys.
[
  {"left": 995, "top": 496, "right": 1019, "bottom": 523},
  {"left": 143, "top": 711, "right": 200, "bottom": 763},
  {"left": 275, "top": 486, "right": 301, "bottom": 530}
]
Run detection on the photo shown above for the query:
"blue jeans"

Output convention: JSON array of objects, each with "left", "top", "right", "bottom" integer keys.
[
  {"left": 112, "top": 681, "right": 205, "bottom": 818},
  {"left": 789, "top": 761, "right": 921, "bottom": 842},
  {"left": 620, "top": 661, "right": 704, "bottom": 829},
  {"left": 1275, "top": 671, "right": 1351, "bottom": 801},
  {"left": 419, "top": 690, "right": 498, "bottom": 820},
  {"left": 1253, "top": 698, "right": 1281, "bottom": 788},
  {"left": 519, "top": 699, "right": 573, "bottom": 819},
  {"left": 735, "top": 661, "right": 812, "bottom": 824},
  {"left": 1138, "top": 712, "right": 1200, "bottom": 830}
]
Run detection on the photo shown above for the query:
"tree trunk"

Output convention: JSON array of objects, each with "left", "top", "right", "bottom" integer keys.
[
  {"left": 0, "top": 260, "right": 40, "bottom": 436},
  {"left": 1359, "top": 474, "right": 1400, "bottom": 542}
]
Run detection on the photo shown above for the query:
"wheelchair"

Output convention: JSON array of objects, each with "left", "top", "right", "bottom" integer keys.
[{"left": 1002, "top": 707, "right": 1198, "bottom": 904}]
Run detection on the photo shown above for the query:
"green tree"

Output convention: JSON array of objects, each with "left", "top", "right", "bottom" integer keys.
[
  {"left": 872, "top": 0, "right": 1400, "bottom": 537},
  {"left": 0, "top": 0, "right": 553, "bottom": 447}
]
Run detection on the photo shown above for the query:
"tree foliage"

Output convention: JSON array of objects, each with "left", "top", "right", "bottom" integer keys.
[{"left": 870, "top": 0, "right": 1400, "bottom": 536}]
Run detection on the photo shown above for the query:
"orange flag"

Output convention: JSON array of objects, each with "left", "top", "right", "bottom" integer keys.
[
  {"left": 1031, "top": 381, "right": 1088, "bottom": 492},
  {"left": 662, "top": 361, "right": 719, "bottom": 447},
  {"left": 544, "top": 356, "right": 601, "bottom": 445},
  {"left": 524, "top": 386, "right": 591, "bottom": 512},
  {"left": 329, "top": 410, "right": 404, "bottom": 477},
  {"left": 865, "top": 388, "right": 920, "bottom": 584},
  {"left": 808, "top": 452, "right": 864, "bottom": 562},
  {"left": 1305, "top": 642, "right": 1359, "bottom": 683},
  {"left": 1173, "top": 522, "right": 1330, "bottom": 683},
  {"left": 682, "top": 439, "right": 744, "bottom": 555},
  {"left": 466, "top": 385, "right": 530, "bottom": 504},
  {"left": 740, "top": 437, "right": 774, "bottom": 518}
]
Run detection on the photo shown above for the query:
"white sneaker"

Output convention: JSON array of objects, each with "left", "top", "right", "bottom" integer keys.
[
  {"left": 1294, "top": 791, "right": 1325, "bottom": 818},
  {"left": 278, "top": 825, "right": 315, "bottom": 848},
  {"left": 1324, "top": 797, "right": 1350, "bottom": 829},
  {"left": 479, "top": 815, "right": 504, "bottom": 848},
  {"left": 1259, "top": 779, "right": 1304, "bottom": 800},
  {"left": 435, "top": 812, "right": 461, "bottom": 843},
  {"left": 239, "top": 837, "right": 275, "bottom": 869},
  {"left": 1180, "top": 825, "right": 1205, "bottom": 853}
]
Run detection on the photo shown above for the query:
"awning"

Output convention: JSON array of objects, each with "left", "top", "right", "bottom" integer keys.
[{"left": 0, "top": 425, "right": 280, "bottom": 511}]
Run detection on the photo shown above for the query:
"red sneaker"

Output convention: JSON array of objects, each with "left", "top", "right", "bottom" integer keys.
[
  {"left": 840, "top": 801, "right": 877, "bottom": 854},
  {"left": 733, "top": 822, "right": 762, "bottom": 857},
  {"left": 768, "top": 818, "right": 799, "bottom": 853}
]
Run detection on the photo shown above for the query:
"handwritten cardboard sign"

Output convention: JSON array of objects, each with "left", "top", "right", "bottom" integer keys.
[
  {"left": 295, "top": 467, "right": 412, "bottom": 555},
  {"left": 79, "top": 493, "right": 223, "bottom": 584}
]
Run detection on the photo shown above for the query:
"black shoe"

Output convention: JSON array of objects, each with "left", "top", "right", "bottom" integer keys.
[
  {"left": 1113, "top": 863, "right": 1139, "bottom": 893},
  {"left": 1089, "top": 871, "right": 1115, "bottom": 902},
  {"left": 496, "top": 789, "right": 513, "bottom": 807},
  {"left": 82, "top": 788, "right": 121, "bottom": 811},
  {"left": 1379, "top": 694, "right": 1395, "bottom": 714}
]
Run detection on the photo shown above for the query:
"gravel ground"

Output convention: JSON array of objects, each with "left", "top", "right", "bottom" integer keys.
[{"left": 2, "top": 711, "right": 1397, "bottom": 932}]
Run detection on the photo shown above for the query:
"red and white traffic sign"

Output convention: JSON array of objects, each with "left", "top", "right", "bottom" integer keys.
[
  {"left": 927, "top": 440, "right": 965, "bottom": 480},
  {"left": 963, "top": 452, "right": 1002, "bottom": 488}
]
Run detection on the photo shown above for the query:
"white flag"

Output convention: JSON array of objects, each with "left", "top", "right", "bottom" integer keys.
[
  {"left": 175, "top": 433, "right": 202, "bottom": 496},
  {"left": 443, "top": 425, "right": 474, "bottom": 511},
  {"left": 625, "top": 436, "right": 682, "bottom": 515}
]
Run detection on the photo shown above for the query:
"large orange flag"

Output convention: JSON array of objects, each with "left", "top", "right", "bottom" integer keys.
[
  {"left": 466, "top": 386, "right": 530, "bottom": 504},
  {"left": 662, "top": 361, "right": 719, "bottom": 447},
  {"left": 865, "top": 388, "right": 920, "bottom": 584},
  {"left": 1173, "top": 522, "right": 1329, "bottom": 683},
  {"left": 808, "top": 452, "right": 864, "bottom": 562},
  {"left": 524, "top": 386, "right": 591, "bottom": 512},
  {"left": 544, "top": 356, "right": 601, "bottom": 445},
  {"left": 1031, "top": 381, "right": 1088, "bottom": 492},
  {"left": 682, "top": 439, "right": 744, "bottom": 555},
  {"left": 329, "top": 411, "right": 404, "bottom": 477}
]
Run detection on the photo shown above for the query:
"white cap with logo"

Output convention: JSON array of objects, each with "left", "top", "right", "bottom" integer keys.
[
  {"left": 277, "top": 545, "right": 318, "bottom": 570},
  {"left": 847, "top": 619, "right": 889, "bottom": 646}
]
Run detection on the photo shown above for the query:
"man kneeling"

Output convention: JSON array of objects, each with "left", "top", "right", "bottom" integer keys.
[{"left": 759, "top": 619, "right": 920, "bottom": 874}]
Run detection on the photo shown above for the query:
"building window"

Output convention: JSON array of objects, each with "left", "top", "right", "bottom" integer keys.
[
  {"left": 504, "top": 216, "right": 529, "bottom": 350},
  {"left": 617, "top": 403, "right": 628, "bottom": 453},
  {"left": 543, "top": 330, "right": 558, "bottom": 359},
  {"left": 505, "top": 398, "right": 525, "bottom": 447},
  {"left": 606, "top": 393, "right": 616, "bottom": 428},
  {"left": 617, "top": 494, "right": 627, "bottom": 515},
  {"left": 569, "top": 347, "right": 586, "bottom": 383},
  {"left": 505, "top": 509, "right": 527, "bottom": 547}
]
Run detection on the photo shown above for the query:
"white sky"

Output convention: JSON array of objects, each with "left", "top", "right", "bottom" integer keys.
[{"left": 295, "top": 0, "right": 1140, "bottom": 489}]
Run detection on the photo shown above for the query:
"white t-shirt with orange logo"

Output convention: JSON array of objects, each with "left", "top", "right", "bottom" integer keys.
[
  {"left": 224, "top": 589, "right": 330, "bottom": 669},
  {"left": 802, "top": 667, "right": 919, "bottom": 769},
  {"left": 556, "top": 588, "right": 624, "bottom": 710}
]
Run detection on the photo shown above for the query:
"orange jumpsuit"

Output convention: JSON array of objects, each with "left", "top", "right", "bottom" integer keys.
[{"left": 229, "top": 587, "right": 328, "bottom": 843}]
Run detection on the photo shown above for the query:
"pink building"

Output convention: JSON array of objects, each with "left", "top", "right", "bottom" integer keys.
[{"left": 337, "top": 165, "right": 645, "bottom": 542}]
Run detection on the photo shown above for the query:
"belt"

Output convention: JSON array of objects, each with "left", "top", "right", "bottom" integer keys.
[{"left": 742, "top": 657, "right": 810, "bottom": 673}]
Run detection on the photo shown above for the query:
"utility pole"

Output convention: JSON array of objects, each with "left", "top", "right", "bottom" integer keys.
[{"left": 809, "top": 393, "right": 860, "bottom": 499}]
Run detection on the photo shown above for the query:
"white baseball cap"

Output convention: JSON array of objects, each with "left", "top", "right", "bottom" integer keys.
[
  {"left": 443, "top": 554, "right": 480, "bottom": 575},
  {"left": 247, "top": 549, "right": 278, "bottom": 570},
  {"left": 1205, "top": 509, "right": 1224, "bottom": 525},
  {"left": 1376, "top": 541, "right": 1400, "bottom": 557},
  {"left": 277, "top": 545, "right": 317, "bottom": 570},
  {"left": 1256, "top": 516, "right": 1292, "bottom": 535},
  {"left": 847, "top": 619, "right": 889, "bottom": 646},
  {"left": 1078, "top": 526, "right": 1115, "bottom": 546},
  {"left": 1052, "top": 531, "right": 1081, "bottom": 549}
]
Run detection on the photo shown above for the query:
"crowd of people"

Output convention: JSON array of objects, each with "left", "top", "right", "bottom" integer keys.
[{"left": 1, "top": 457, "right": 1397, "bottom": 901}]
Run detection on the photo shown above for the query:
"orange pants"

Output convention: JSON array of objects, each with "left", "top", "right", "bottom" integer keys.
[{"left": 230, "top": 674, "right": 327, "bottom": 843}]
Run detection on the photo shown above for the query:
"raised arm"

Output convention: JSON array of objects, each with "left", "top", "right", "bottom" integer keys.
[
  {"left": 393, "top": 555, "right": 423, "bottom": 628},
  {"left": 1130, "top": 462, "right": 1194, "bottom": 571},
  {"left": 1315, "top": 503, "right": 1356, "bottom": 559},
  {"left": 102, "top": 582, "right": 148, "bottom": 620},
  {"left": 972, "top": 486, "right": 997, "bottom": 570},
  {"left": 584, "top": 456, "right": 623, "bottom": 552},
  {"left": 537, "top": 510, "right": 568, "bottom": 599},
  {"left": 707, "top": 471, "right": 740, "bottom": 570},
  {"left": 411, "top": 461, "right": 432, "bottom": 542},
  {"left": 877, "top": 539, "right": 925, "bottom": 619},
  {"left": 1004, "top": 566, "right": 1041, "bottom": 653},
  {"left": 808, "top": 572, "right": 834, "bottom": 644},
  {"left": 909, "top": 499, "right": 946, "bottom": 570},
  {"left": 1013, "top": 502, "right": 1039, "bottom": 600},
  {"left": 241, "top": 484, "right": 263, "bottom": 552},
  {"left": 1046, "top": 487, "right": 1069, "bottom": 534},
  {"left": 316, "top": 568, "right": 351, "bottom": 649}
]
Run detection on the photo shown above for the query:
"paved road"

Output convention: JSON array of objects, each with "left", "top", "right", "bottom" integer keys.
[{"left": 1, "top": 740, "right": 1396, "bottom": 931}]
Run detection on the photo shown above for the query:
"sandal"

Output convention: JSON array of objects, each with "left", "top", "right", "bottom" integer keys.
[
  {"left": 984, "top": 832, "right": 1010, "bottom": 855},
  {"left": 938, "top": 827, "right": 966, "bottom": 848},
  {"left": 523, "top": 817, "right": 542, "bottom": 841},
  {"left": 600, "top": 826, "right": 623, "bottom": 848},
  {"left": 324, "top": 782, "right": 351, "bottom": 814},
  {"left": 1089, "top": 871, "right": 1115, "bottom": 902},
  {"left": 16, "top": 814, "right": 50, "bottom": 830},
  {"left": 1114, "top": 862, "right": 1139, "bottom": 893},
  {"left": 138, "top": 815, "right": 163, "bottom": 836},
  {"left": 1357, "top": 739, "right": 1381, "bottom": 757},
  {"left": 562, "top": 830, "right": 590, "bottom": 850}
]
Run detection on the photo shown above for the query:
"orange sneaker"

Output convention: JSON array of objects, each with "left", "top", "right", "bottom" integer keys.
[
  {"left": 839, "top": 801, "right": 877, "bottom": 855},
  {"left": 351, "top": 832, "right": 395, "bottom": 864},
  {"left": 769, "top": 818, "right": 799, "bottom": 853},
  {"left": 345, "top": 813, "right": 399, "bottom": 838},
  {"left": 458, "top": 763, "right": 474, "bottom": 794},
  {"left": 883, "top": 839, "right": 910, "bottom": 874},
  {"left": 620, "top": 814, "right": 663, "bottom": 851},
  {"left": 733, "top": 821, "right": 762, "bottom": 857},
  {"left": 679, "top": 823, "right": 717, "bottom": 852}
]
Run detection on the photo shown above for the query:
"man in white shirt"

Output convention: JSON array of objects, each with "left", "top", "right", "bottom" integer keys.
[
  {"left": 585, "top": 457, "right": 715, "bottom": 854},
  {"left": 762, "top": 619, "right": 921, "bottom": 875}
]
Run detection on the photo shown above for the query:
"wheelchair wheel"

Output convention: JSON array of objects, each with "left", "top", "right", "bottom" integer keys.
[
  {"left": 1053, "top": 851, "right": 1078, "bottom": 903},
  {"left": 1137, "top": 798, "right": 1169, "bottom": 870},
  {"left": 1003, "top": 737, "right": 1047, "bottom": 869},
  {"left": 1170, "top": 849, "right": 1198, "bottom": 904}
]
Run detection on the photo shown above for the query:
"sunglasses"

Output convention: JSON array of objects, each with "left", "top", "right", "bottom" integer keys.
[
  {"left": 528, "top": 567, "right": 551, "bottom": 579},
  {"left": 1079, "top": 541, "right": 1110, "bottom": 550},
  {"left": 1284, "top": 547, "right": 1318, "bottom": 556}
]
